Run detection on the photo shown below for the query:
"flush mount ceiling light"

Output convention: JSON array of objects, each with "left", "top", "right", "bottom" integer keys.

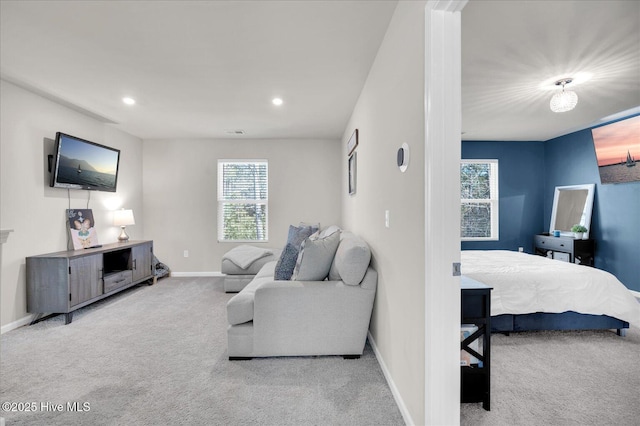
[
  {"left": 272, "top": 98, "right": 283, "bottom": 106},
  {"left": 550, "top": 78, "right": 578, "bottom": 113},
  {"left": 122, "top": 97, "right": 136, "bottom": 105}
]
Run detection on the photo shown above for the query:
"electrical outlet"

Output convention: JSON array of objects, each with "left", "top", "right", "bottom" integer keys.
[
  {"left": 385, "top": 210, "right": 390, "bottom": 228},
  {"left": 183, "top": 250, "right": 189, "bottom": 258}
]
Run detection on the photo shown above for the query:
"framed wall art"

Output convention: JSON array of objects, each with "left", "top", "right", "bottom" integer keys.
[
  {"left": 349, "top": 152, "right": 357, "bottom": 195},
  {"left": 347, "top": 129, "right": 359, "bottom": 156}
]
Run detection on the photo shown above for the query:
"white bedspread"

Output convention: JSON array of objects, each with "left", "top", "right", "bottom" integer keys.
[
  {"left": 223, "top": 245, "right": 274, "bottom": 269},
  {"left": 461, "top": 250, "right": 640, "bottom": 328}
]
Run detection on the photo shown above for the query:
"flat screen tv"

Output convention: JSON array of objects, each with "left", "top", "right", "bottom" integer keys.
[
  {"left": 50, "top": 132, "right": 121, "bottom": 192},
  {"left": 591, "top": 115, "right": 640, "bottom": 184}
]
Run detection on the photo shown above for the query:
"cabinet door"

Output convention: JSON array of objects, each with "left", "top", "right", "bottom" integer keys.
[
  {"left": 69, "top": 255, "right": 103, "bottom": 307},
  {"left": 132, "top": 243, "right": 153, "bottom": 282}
]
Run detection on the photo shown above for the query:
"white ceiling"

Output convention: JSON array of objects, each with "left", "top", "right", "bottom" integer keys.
[
  {"left": 462, "top": 0, "right": 640, "bottom": 141},
  {"left": 1, "top": 1, "right": 639, "bottom": 142}
]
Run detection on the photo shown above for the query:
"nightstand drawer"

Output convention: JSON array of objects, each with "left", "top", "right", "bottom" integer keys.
[{"left": 534, "top": 235, "right": 572, "bottom": 252}]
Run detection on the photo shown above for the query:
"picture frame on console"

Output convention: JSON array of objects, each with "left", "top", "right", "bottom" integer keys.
[{"left": 67, "top": 209, "right": 99, "bottom": 250}]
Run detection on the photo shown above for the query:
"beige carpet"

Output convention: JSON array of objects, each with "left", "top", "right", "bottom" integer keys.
[
  {"left": 1, "top": 277, "right": 404, "bottom": 426},
  {"left": 461, "top": 326, "right": 640, "bottom": 425}
]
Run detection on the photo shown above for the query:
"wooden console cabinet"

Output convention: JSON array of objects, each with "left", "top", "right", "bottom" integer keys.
[
  {"left": 27, "top": 240, "right": 154, "bottom": 324},
  {"left": 461, "top": 276, "right": 492, "bottom": 411},
  {"left": 534, "top": 233, "right": 594, "bottom": 266}
]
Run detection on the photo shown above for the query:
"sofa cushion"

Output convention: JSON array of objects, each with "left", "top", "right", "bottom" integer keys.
[
  {"left": 329, "top": 232, "right": 371, "bottom": 285},
  {"left": 227, "top": 262, "right": 276, "bottom": 325},
  {"left": 292, "top": 230, "right": 341, "bottom": 281}
]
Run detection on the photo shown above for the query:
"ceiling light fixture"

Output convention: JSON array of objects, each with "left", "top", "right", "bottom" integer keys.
[
  {"left": 122, "top": 97, "right": 136, "bottom": 105},
  {"left": 550, "top": 78, "right": 578, "bottom": 113},
  {"left": 272, "top": 98, "right": 283, "bottom": 106}
]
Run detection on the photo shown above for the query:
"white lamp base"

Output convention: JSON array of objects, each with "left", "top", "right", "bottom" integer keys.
[{"left": 118, "top": 226, "right": 130, "bottom": 242}]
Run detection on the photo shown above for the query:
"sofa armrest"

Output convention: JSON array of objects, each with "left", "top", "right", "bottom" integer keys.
[{"left": 251, "top": 275, "right": 376, "bottom": 356}]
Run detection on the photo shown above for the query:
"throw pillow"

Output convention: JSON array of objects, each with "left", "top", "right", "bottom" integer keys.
[
  {"left": 317, "top": 225, "right": 341, "bottom": 239},
  {"left": 274, "top": 243, "right": 299, "bottom": 280},
  {"left": 286, "top": 224, "right": 316, "bottom": 247},
  {"left": 292, "top": 231, "right": 341, "bottom": 281}
]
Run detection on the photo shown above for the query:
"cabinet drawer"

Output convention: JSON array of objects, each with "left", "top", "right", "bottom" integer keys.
[
  {"left": 534, "top": 235, "right": 572, "bottom": 252},
  {"left": 104, "top": 270, "right": 133, "bottom": 293}
]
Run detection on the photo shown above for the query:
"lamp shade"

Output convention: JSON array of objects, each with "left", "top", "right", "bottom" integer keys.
[
  {"left": 550, "top": 90, "right": 578, "bottom": 113},
  {"left": 113, "top": 209, "right": 135, "bottom": 226}
]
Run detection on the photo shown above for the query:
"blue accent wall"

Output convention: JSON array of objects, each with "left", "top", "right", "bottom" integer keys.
[
  {"left": 463, "top": 127, "right": 640, "bottom": 292},
  {"left": 461, "top": 141, "right": 545, "bottom": 253},
  {"left": 545, "top": 129, "right": 640, "bottom": 292}
]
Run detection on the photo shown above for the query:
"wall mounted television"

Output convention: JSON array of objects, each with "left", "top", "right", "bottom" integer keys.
[
  {"left": 591, "top": 115, "right": 640, "bottom": 184},
  {"left": 50, "top": 132, "right": 121, "bottom": 192}
]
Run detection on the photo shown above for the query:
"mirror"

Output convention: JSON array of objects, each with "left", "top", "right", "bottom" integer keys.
[{"left": 549, "top": 184, "right": 595, "bottom": 238}]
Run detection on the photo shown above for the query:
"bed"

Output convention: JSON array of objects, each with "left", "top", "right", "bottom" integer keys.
[{"left": 461, "top": 250, "right": 640, "bottom": 335}]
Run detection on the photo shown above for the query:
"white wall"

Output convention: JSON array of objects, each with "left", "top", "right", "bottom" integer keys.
[
  {"left": 0, "top": 80, "right": 144, "bottom": 330},
  {"left": 142, "top": 138, "right": 341, "bottom": 272},
  {"left": 341, "top": 2, "right": 427, "bottom": 424}
]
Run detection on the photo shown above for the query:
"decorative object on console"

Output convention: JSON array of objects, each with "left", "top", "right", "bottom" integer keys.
[
  {"left": 549, "top": 78, "right": 578, "bottom": 113},
  {"left": 592, "top": 114, "right": 640, "bottom": 184},
  {"left": 114, "top": 209, "right": 135, "bottom": 242},
  {"left": 570, "top": 224, "right": 588, "bottom": 239},
  {"left": 397, "top": 142, "right": 410, "bottom": 172},
  {"left": 549, "top": 183, "right": 595, "bottom": 238},
  {"left": 67, "top": 209, "right": 99, "bottom": 250}
]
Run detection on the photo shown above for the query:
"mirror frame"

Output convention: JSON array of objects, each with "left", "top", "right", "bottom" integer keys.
[{"left": 549, "top": 184, "right": 595, "bottom": 238}]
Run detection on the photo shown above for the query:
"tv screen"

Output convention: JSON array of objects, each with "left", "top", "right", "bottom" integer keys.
[
  {"left": 50, "top": 132, "right": 121, "bottom": 192},
  {"left": 592, "top": 115, "right": 640, "bottom": 184}
]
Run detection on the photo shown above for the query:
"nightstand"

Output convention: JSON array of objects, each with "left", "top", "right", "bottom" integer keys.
[{"left": 534, "top": 233, "right": 594, "bottom": 266}]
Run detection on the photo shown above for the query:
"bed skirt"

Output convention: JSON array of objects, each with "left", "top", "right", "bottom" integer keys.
[{"left": 492, "top": 311, "right": 629, "bottom": 335}]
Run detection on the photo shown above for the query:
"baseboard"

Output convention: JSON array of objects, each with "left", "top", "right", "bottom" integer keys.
[
  {"left": 1, "top": 314, "right": 32, "bottom": 335},
  {"left": 368, "top": 331, "right": 414, "bottom": 426},
  {"left": 170, "top": 271, "right": 224, "bottom": 277}
]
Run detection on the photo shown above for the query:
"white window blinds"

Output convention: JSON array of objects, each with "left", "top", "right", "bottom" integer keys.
[
  {"left": 218, "top": 160, "right": 268, "bottom": 242},
  {"left": 460, "top": 160, "right": 499, "bottom": 240}
]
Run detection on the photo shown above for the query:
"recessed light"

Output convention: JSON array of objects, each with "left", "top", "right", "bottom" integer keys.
[
  {"left": 122, "top": 97, "right": 136, "bottom": 105},
  {"left": 272, "top": 98, "right": 283, "bottom": 106}
]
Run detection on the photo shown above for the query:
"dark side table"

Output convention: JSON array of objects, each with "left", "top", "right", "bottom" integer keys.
[{"left": 461, "top": 275, "right": 492, "bottom": 411}]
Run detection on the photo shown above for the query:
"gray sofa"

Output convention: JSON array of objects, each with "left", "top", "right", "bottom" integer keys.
[{"left": 226, "top": 231, "right": 377, "bottom": 359}]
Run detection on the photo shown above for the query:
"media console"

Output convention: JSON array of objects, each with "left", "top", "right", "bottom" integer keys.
[{"left": 27, "top": 240, "right": 154, "bottom": 324}]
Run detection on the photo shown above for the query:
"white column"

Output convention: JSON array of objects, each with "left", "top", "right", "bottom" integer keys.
[{"left": 424, "top": 1, "right": 466, "bottom": 425}]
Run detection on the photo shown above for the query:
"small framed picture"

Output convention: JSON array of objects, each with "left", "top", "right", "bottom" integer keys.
[
  {"left": 347, "top": 129, "right": 359, "bottom": 156},
  {"left": 67, "top": 209, "right": 99, "bottom": 250},
  {"left": 349, "top": 152, "right": 357, "bottom": 195}
]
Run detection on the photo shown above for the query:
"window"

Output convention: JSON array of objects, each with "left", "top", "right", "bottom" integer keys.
[
  {"left": 218, "top": 160, "right": 268, "bottom": 242},
  {"left": 460, "top": 160, "right": 499, "bottom": 240}
]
